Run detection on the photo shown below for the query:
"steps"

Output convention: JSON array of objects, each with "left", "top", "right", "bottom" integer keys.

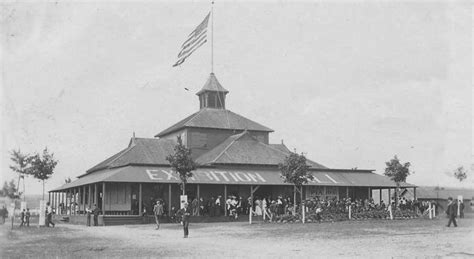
[
  {"left": 103, "top": 216, "right": 144, "bottom": 226},
  {"left": 102, "top": 215, "right": 263, "bottom": 225}
]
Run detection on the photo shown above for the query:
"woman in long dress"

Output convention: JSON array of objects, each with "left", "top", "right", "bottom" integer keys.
[{"left": 254, "top": 198, "right": 263, "bottom": 216}]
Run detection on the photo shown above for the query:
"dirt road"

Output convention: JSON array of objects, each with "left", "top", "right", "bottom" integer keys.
[{"left": 1, "top": 216, "right": 473, "bottom": 258}]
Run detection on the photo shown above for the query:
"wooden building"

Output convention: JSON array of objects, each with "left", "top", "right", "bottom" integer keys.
[{"left": 49, "top": 73, "right": 415, "bottom": 225}]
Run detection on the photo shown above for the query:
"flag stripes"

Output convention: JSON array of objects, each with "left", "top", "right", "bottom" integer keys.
[{"left": 173, "top": 12, "right": 210, "bottom": 67}]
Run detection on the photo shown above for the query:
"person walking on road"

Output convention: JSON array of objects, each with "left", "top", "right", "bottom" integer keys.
[
  {"left": 178, "top": 202, "right": 192, "bottom": 238},
  {"left": 446, "top": 197, "right": 458, "bottom": 227},
  {"left": 46, "top": 202, "right": 55, "bottom": 227},
  {"left": 19, "top": 209, "right": 25, "bottom": 227},
  {"left": 25, "top": 208, "right": 30, "bottom": 227}
]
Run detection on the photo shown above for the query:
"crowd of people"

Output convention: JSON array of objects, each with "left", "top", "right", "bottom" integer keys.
[{"left": 148, "top": 194, "right": 431, "bottom": 224}]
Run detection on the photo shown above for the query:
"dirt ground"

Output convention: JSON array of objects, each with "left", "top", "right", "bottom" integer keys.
[{"left": 1, "top": 215, "right": 473, "bottom": 258}]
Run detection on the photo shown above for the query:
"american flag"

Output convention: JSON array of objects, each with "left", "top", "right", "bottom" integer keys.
[{"left": 173, "top": 12, "right": 210, "bottom": 67}]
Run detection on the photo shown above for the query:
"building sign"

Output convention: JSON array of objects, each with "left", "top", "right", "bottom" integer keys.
[
  {"left": 145, "top": 168, "right": 343, "bottom": 185},
  {"left": 146, "top": 169, "right": 267, "bottom": 184}
]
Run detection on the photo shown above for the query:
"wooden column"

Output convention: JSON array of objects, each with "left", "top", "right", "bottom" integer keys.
[
  {"left": 379, "top": 189, "right": 382, "bottom": 204},
  {"left": 74, "top": 188, "right": 77, "bottom": 215},
  {"left": 413, "top": 187, "right": 417, "bottom": 200},
  {"left": 368, "top": 187, "right": 371, "bottom": 199},
  {"left": 48, "top": 192, "right": 51, "bottom": 204},
  {"left": 88, "top": 185, "right": 92, "bottom": 207},
  {"left": 346, "top": 186, "right": 349, "bottom": 198},
  {"left": 102, "top": 182, "right": 106, "bottom": 215},
  {"left": 66, "top": 189, "right": 69, "bottom": 215},
  {"left": 168, "top": 184, "right": 172, "bottom": 215},
  {"left": 224, "top": 185, "right": 227, "bottom": 216},
  {"left": 94, "top": 184, "right": 98, "bottom": 205},
  {"left": 388, "top": 189, "right": 391, "bottom": 204},
  {"left": 197, "top": 184, "right": 200, "bottom": 216},
  {"left": 138, "top": 183, "right": 142, "bottom": 216},
  {"left": 82, "top": 186, "right": 86, "bottom": 214}
]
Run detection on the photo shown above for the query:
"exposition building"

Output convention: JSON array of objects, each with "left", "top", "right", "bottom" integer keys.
[{"left": 50, "top": 73, "right": 415, "bottom": 225}]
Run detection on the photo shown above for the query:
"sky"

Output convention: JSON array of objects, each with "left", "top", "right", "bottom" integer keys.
[{"left": 1, "top": 1, "right": 473, "bottom": 195}]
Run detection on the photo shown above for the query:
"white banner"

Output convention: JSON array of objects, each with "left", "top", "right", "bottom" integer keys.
[{"left": 180, "top": 195, "right": 188, "bottom": 209}]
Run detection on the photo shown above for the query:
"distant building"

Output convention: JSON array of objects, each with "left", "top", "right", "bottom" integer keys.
[
  {"left": 401, "top": 186, "right": 474, "bottom": 213},
  {"left": 50, "top": 73, "right": 415, "bottom": 225}
]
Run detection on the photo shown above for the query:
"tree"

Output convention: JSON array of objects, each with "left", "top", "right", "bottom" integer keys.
[
  {"left": 29, "top": 147, "right": 58, "bottom": 200},
  {"left": 9, "top": 149, "right": 32, "bottom": 200},
  {"left": 0, "top": 180, "right": 21, "bottom": 199},
  {"left": 279, "top": 152, "right": 313, "bottom": 214},
  {"left": 384, "top": 155, "right": 412, "bottom": 206},
  {"left": 453, "top": 166, "right": 467, "bottom": 182},
  {"left": 166, "top": 136, "right": 197, "bottom": 195}
]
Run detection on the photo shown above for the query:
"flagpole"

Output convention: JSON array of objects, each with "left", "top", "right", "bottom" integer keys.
[{"left": 211, "top": 1, "right": 214, "bottom": 73}]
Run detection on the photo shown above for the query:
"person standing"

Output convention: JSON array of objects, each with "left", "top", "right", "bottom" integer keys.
[
  {"left": 92, "top": 204, "right": 100, "bottom": 226},
  {"left": 153, "top": 200, "right": 164, "bottom": 230},
  {"left": 46, "top": 202, "right": 55, "bottom": 227},
  {"left": 86, "top": 206, "right": 92, "bottom": 226},
  {"left": 446, "top": 197, "right": 458, "bottom": 227},
  {"left": 19, "top": 209, "right": 25, "bottom": 227},
  {"left": 178, "top": 202, "right": 192, "bottom": 238},
  {"left": 25, "top": 209, "right": 30, "bottom": 227},
  {"left": 0, "top": 206, "right": 5, "bottom": 224},
  {"left": 459, "top": 201, "right": 465, "bottom": 218}
]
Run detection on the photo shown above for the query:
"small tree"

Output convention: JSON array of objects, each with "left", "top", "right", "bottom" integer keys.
[
  {"left": 0, "top": 180, "right": 21, "bottom": 199},
  {"left": 29, "top": 148, "right": 58, "bottom": 200},
  {"left": 279, "top": 152, "right": 313, "bottom": 214},
  {"left": 9, "top": 149, "right": 31, "bottom": 200},
  {"left": 453, "top": 166, "right": 467, "bottom": 182},
  {"left": 166, "top": 136, "right": 197, "bottom": 195},
  {"left": 384, "top": 155, "right": 411, "bottom": 206}
]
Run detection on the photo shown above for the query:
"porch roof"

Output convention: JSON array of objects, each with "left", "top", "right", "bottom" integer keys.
[{"left": 50, "top": 166, "right": 415, "bottom": 192}]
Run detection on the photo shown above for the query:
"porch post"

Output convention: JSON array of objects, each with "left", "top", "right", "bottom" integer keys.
[
  {"left": 168, "top": 184, "right": 172, "bottom": 215},
  {"left": 88, "top": 185, "right": 92, "bottom": 207},
  {"left": 388, "top": 188, "right": 391, "bottom": 204},
  {"left": 49, "top": 192, "right": 51, "bottom": 204},
  {"left": 250, "top": 186, "right": 253, "bottom": 224},
  {"left": 413, "top": 187, "right": 417, "bottom": 200},
  {"left": 224, "top": 184, "right": 227, "bottom": 216},
  {"left": 94, "top": 183, "right": 98, "bottom": 205},
  {"left": 197, "top": 184, "right": 200, "bottom": 216},
  {"left": 346, "top": 186, "right": 349, "bottom": 198},
  {"left": 82, "top": 186, "right": 86, "bottom": 214},
  {"left": 379, "top": 189, "right": 382, "bottom": 204},
  {"left": 102, "top": 182, "right": 106, "bottom": 215},
  {"left": 138, "top": 183, "right": 143, "bottom": 216},
  {"left": 368, "top": 187, "right": 371, "bottom": 199},
  {"left": 66, "top": 189, "right": 69, "bottom": 215},
  {"left": 73, "top": 188, "right": 77, "bottom": 215}
]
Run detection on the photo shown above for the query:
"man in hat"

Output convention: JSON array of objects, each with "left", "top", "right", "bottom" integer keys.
[
  {"left": 92, "top": 204, "right": 100, "bottom": 226},
  {"left": 446, "top": 197, "right": 458, "bottom": 227},
  {"left": 178, "top": 202, "right": 192, "bottom": 238}
]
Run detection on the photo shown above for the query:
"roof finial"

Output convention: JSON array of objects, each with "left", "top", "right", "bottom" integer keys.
[{"left": 130, "top": 131, "right": 137, "bottom": 146}]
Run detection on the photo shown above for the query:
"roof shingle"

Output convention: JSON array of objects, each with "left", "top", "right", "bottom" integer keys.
[
  {"left": 196, "top": 131, "right": 327, "bottom": 169},
  {"left": 155, "top": 108, "right": 273, "bottom": 137},
  {"left": 85, "top": 138, "right": 175, "bottom": 175}
]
